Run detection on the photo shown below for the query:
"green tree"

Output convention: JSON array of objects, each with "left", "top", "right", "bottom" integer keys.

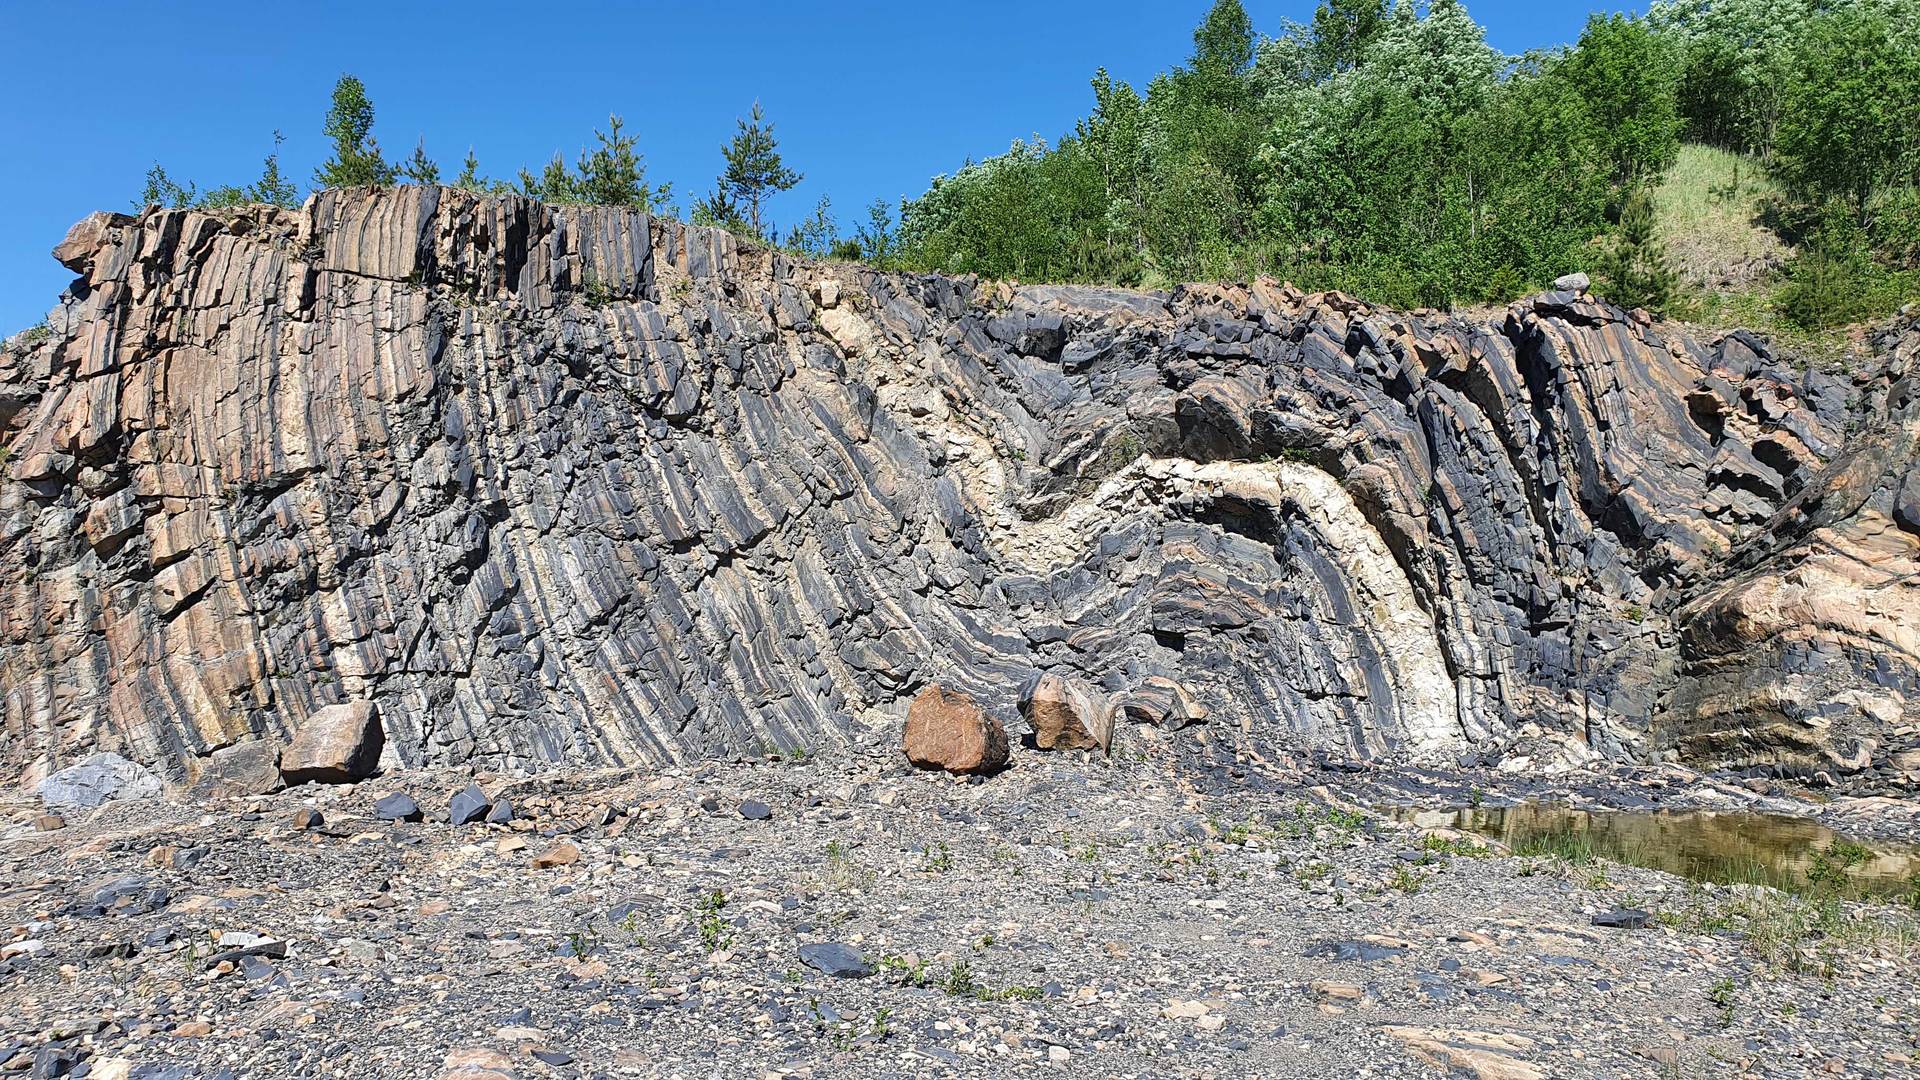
[
  {"left": 313, "top": 75, "right": 396, "bottom": 188},
  {"left": 1191, "top": 0, "right": 1255, "bottom": 83},
  {"left": 1777, "top": 214, "right": 1880, "bottom": 329},
  {"left": 251, "top": 131, "right": 300, "bottom": 207},
  {"left": 1647, "top": 0, "right": 1810, "bottom": 156},
  {"left": 401, "top": 138, "right": 440, "bottom": 184},
  {"left": 453, "top": 148, "right": 487, "bottom": 191},
  {"left": 784, "top": 195, "right": 839, "bottom": 258},
  {"left": 135, "top": 164, "right": 197, "bottom": 210},
  {"left": 1595, "top": 186, "right": 1677, "bottom": 313},
  {"left": 1309, "top": 0, "right": 1389, "bottom": 78},
  {"left": 574, "top": 115, "right": 671, "bottom": 211},
  {"left": 1558, "top": 14, "right": 1683, "bottom": 189},
  {"left": 856, "top": 198, "right": 896, "bottom": 266},
  {"left": 1772, "top": 4, "right": 1920, "bottom": 231},
  {"left": 691, "top": 187, "right": 748, "bottom": 232},
  {"left": 519, "top": 153, "right": 580, "bottom": 203},
  {"left": 717, "top": 101, "right": 802, "bottom": 240}
]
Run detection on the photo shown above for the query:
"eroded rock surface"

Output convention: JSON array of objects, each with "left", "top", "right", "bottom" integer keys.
[{"left": 2, "top": 188, "right": 1918, "bottom": 783}]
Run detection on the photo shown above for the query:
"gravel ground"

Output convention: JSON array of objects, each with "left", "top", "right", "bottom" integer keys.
[{"left": 3, "top": 745, "right": 1917, "bottom": 1079}]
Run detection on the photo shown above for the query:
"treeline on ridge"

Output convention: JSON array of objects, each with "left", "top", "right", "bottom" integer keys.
[{"left": 130, "top": 1, "right": 1919, "bottom": 332}]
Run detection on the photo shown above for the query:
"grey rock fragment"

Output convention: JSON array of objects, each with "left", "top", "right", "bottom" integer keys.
[
  {"left": 448, "top": 784, "right": 491, "bottom": 825},
  {"left": 375, "top": 793, "right": 423, "bottom": 822}
]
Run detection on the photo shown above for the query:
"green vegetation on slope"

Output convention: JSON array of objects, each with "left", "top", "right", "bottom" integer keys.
[{"left": 889, "top": 0, "right": 1920, "bottom": 332}]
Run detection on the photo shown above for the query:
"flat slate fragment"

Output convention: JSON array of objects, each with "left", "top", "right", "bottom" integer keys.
[{"left": 797, "top": 941, "right": 873, "bottom": 978}]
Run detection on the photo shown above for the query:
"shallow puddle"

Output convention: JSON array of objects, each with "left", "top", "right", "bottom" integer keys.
[{"left": 1387, "top": 802, "right": 1920, "bottom": 903}]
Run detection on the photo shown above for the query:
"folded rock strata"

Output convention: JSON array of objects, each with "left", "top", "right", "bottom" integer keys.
[{"left": 2, "top": 186, "right": 1917, "bottom": 783}]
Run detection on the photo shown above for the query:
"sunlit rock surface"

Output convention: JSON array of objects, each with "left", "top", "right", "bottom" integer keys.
[{"left": 2, "top": 186, "right": 1916, "bottom": 783}]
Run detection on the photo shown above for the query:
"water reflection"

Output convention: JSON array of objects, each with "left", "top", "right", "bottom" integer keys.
[{"left": 1388, "top": 802, "right": 1920, "bottom": 902}]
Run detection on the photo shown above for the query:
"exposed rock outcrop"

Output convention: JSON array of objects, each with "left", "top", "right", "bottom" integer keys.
[{"left": 2, "top": 187, "right": 1917, "bottom": 784}]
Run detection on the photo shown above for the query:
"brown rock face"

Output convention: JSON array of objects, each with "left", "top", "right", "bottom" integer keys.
[
  {"left": 903, "top": 685, "right": 1010, "bottom": 774},
  {"left": 278, "top": 702, "right": 383, "bottom": 784},
  {"left": 1022, "top": 672, "right": 1115, "bottom": 752}
]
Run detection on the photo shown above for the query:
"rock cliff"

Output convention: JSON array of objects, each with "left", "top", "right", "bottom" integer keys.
[{"left": 3, "top": 187, "right": 1917, "bottom": 786}]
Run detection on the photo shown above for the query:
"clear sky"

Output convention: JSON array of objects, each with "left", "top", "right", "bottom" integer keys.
[{"left": 0, "top": 0, "right": 1639, "bottom": 333}]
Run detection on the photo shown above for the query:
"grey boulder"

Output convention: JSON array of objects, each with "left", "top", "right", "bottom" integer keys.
[{"left": 37, "top": 753, "right": 164, "bottom": 810}]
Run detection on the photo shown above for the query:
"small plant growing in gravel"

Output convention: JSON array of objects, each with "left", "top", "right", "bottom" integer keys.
[
  {"left": 1707, "top": 976, "right": 1736, "bottom": 1028},
  {"left": 1323, "top": 807, "right": 1368, "bottom": 832},
  {"left": 972, "top": 932, "right": 996, "bottom": 952},
  {"left": 618, "top": 910, "right": 645, "bottom": 947},
  {"left": 988, "top": 845, "right": 1024, "bottom": 876},
  {"left": 695, "top": 889, "right": 734, "bottom": 951},
  {"left": 870, "top": 1006, "right": 894, "bottom": 1039},
  {"left": 922, "top": 840, "right": 955, "bottom": 873},
  {"left": 565, "top": 926, "right": 600, "bottom": 958},
  {"left": 1387, "top": 865, "right": 1429, "bottom": 895},
  {"left": 822, "top": 840, "right": 876, "bottom": 892},
  {"left": 1295, "top": 861, "right": 1332, "bottom": 884},
  {"left": 941, "top": 959, "right": 1041, "bottom": 1002},
  {"left": 878, "top": 953, "right": 932, "bottom": 988}
]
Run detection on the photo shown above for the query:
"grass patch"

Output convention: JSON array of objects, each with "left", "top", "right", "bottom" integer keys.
[
  {"left": 1659, "top": 884, "right": 1920, "bottom": 978},
  {"left": 1649, "top": 143, "right": 1917, "bottom": 361},
  {"left": 1652, "top": 144, "right": 1786, "bottom": 292},
  {"left": 1509, "top": 831, "right": 1597, "bottom": 865}
]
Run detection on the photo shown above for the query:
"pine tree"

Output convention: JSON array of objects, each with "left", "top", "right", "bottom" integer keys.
[
  {"left": 453, "top": 148, "right": 486, "bottom": 191},
  {"left": 717, "top": 101, "right": 801, "bottom": 240},
  {"left": 1595, "top": 187, "right": 1677, "bottom": 313},
  {"left": 401, "top": 137, "right": 440, "bottom": 184},
  {"left": 314, "top": 75, "right": 396, "bottom": 189},
  {"left": 519, "top": 154, "right": 579, "bottom": 203},
  {"left": 575, "top": 115, "right": 669, "bottom": 210}
]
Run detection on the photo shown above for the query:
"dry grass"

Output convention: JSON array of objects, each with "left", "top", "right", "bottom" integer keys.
[{"left": 1652, "top": 144, "right": 1789, "bottom": 291}]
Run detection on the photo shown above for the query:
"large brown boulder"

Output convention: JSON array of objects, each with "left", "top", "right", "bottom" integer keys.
[
  {"left": 279, "top": 702, "right": 384, "bottom": 784},
  {"left": 1022, "top": 672, "right": 1115, "bottom": 753},
  {"left": 190, "top": 740, "right": 287, "bottom": 800},
  {"left": 903, "top": 685, "right": 1009, "bottom": 775}
]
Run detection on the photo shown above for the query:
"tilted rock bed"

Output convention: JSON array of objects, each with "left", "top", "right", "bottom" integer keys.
[
  {"left": 5, "top": 187, "right": 1920, "bottom": 788},
  {"left": 1, "top": 749, "right": 1914, "bottom": 1078}
]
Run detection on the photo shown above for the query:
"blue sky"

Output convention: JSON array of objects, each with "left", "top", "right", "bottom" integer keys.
[{"left": 0, "top": 1, "right": 1636, "bottom": 332}]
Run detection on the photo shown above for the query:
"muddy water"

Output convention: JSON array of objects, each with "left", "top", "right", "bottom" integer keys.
[{"left": 1388, "top": 802, "right": 1920, "bottom": 902}]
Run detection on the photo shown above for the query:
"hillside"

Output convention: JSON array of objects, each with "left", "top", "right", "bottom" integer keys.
[{"left": 3, "top": 187, "right": 1919, "bottom": 794}]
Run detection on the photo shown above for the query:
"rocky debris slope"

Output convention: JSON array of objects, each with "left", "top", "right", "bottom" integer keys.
[
  {"left": 0, "top": 750, "right": 1913, "bottom": 1078},
  {"left": 3, "top": 186, "right": 1919, "bottom": 785}
]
